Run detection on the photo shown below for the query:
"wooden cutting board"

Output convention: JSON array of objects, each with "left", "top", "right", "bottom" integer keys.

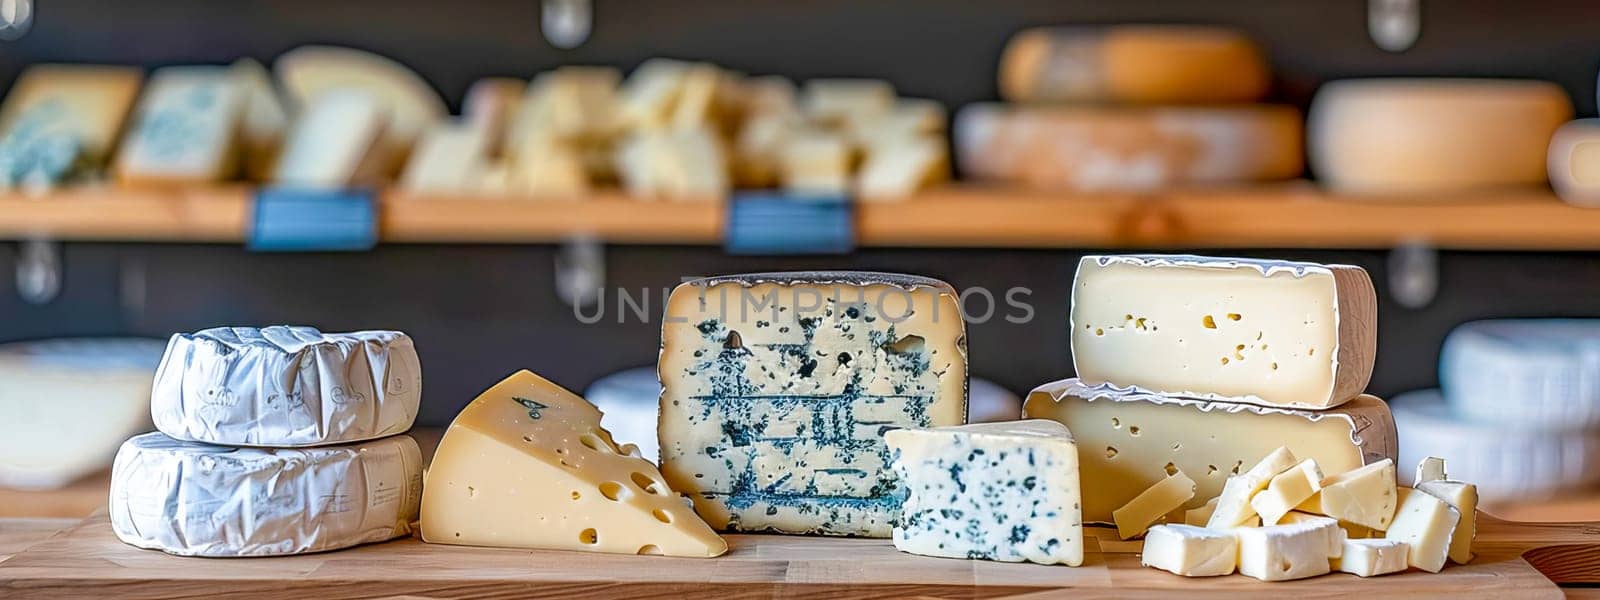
[{"left": 0, "top": 513, "right": 1595, "bottom": 599}]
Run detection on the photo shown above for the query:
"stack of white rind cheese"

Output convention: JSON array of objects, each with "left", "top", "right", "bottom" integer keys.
[
  {"left": 109, "top": 325, "right": 424, "bottom": 557},
  {"left": 1393, "top": 319, "right": 1600, "bottom": 502}
]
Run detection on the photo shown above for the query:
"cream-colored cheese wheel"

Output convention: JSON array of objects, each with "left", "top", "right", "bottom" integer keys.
[
  {"left": 999, "top": 26, "right": 1269, "bottom": 104},
  {"left": 1549, "top": 118, "right": 1600, "bottom": 206}
]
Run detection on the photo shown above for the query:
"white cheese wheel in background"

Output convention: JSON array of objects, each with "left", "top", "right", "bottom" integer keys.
[
  {"left": 110, "top": 432, "right": 422, "bottom": 557},
  {"left": 271, "top": 88, "right": 389, "bottom": 188},
  {"left": 274, "top": 45, "right": 447, "bottom": 175},
  {"left": 999, "top": 26, "right": 1269, "bottom": 104},
  {"left": 1308, "top": 79, "right": 1572, "bottom": 194},
  {"left": 1440, "top": 319, "right": 1600, "bottom": 430},
  {"left": 114, "top": 66, "right": 247, "bottom": 186},
  {"left": 1549, "top": 119, "right": 1600, "bottom": 206},
  {"left": 954, "top": 103, "right": 1302, "bottom": 191},
  {"left": 1392, "top": 389, "right": 1600, "bottom": 502},
  {"left": 0, "top": 338, "right": 166, "bottom": 490},
  {"left": 152, "top": 326, "right": 421, "bottom": 447}
]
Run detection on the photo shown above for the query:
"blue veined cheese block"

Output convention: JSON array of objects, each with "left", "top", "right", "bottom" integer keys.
[
  {"left": 659, "top": 271, "right": 969, "bottom": 537},
  {"left": 0, "top": 64, "right": 142, "bottom": 189},
  {"left": 114, "top": 66, "right": 247, "bottom": 185},
  {"left": 1440, "top": 319, "right": 1600, "bottom": 430},
  {"left": 885, "top": 420, "right": 1082, "bottom": 566}
]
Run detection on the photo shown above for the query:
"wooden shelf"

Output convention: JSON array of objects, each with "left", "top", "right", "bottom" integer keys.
[{"left": 2, "top": 183, "right": 1598, "bottom": 249}]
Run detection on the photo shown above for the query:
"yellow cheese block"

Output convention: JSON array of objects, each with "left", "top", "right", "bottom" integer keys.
[
  {"left": 1208, "top": 446, "right": 1297, "bottom": 528},
  {"left": 420, "top": 370, "right": 727, "bottom": 558},
  {"left": 1112, "top": 469, "right": 1196, "bottom": 539},
  {"left": 1251, "top": 459, "right": 1324, "bottom": 526},
  {"left": 1384, "top": 487, "right": 1460, "bottom": 573},
  {"left": 1297, "top": 458, "right": 1398, "bottom": 530},
  {"left": 1308, "top": 78, "right": 1572, "bottom": 194},
  {"left": 1416, "top": 479, "right": 1477, "bottom": 564},
  {"left": 1549, "top": 119, "right": 1600, "bottom": 206},
  {"left": 955, "top": 103, "right": 1302, "bottom": 191},
  {"left": 1000, "top": 25, "right": 1269, "bottom": 104}
]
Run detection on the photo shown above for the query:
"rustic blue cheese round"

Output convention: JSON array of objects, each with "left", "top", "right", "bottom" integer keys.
[
  {"left": 152, "top": 326, "right": 421, "bottom": 447},
  {"left": 110, "top": 432, "right": 422, "bottom": 557}
]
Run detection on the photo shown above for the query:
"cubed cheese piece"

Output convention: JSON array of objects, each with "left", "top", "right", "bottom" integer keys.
[
  {"left": 230, "top": 59, "right": 289, "bottom": 181},
  {"left": 1071, "top": 255, "right": 1376, "bottom": 409},
  {"left": 1141, "top": 524, "right": 1238, "bottom": 577},
  {"left": 0, "top": 64, "right": 141, "bottom": 189},
  {"left": 1113, "top": 469, "right": 1196, "bottom": 539},
  {"left": 421, "top": 370, "right": 726, "bottom": 557},
  {"left": 1298, "top": 459, "right": 1398, "bottom": 530},
  {"left": 271, "top": 88, "right": 389, "bottom": 188},
  {"left": 999, "top": 26, "right": 1268, "bottom": 104},
  {"left": 1276, "top": 512, "right": 1346, "bottom": 557},
  {"left": 801, "top": 78, "right": 895, "bottom": 128},
  {"left": 1185, "top": 497, "right": 1219, "bottom": 526},
  {"left": 1416, "top": 480, "right": 1478, "bottom": 564},
  {"left": 274, "top": 45, "right": 447, "bottom": 174},
  {"left": 1384, "top": 487, "right": 1460, "bottom": 573},
  {"left": 781, "top": 131, "right": 853, "bottom": 195},
  {"left": 400, "top": 121, "right": 491, "bottom": 193},
  {"left": 1252, "top": 460, "right": 1324, "bottom": 525},
  {"left": 1236, "top": 520, "right": 1339, "bottom": 581},
  {"left": 615, "top": 128, "right": 727, "bottom": 200},
  {"left": 1415, "top": 456, "right": 1447, "bottom": 486},
  {"left": 855, "top": 135, "right": 948, "bottom": 200},
  {"left": 1024, "top": 379, "right": 1397, "bottom": 524},
  {"left": 659, "top": 272, "right": 968, "bottom": 537},
  {"left": 1207, "top": 446, "right": 1297, "bottom": 528},
  {"left": 1336, "top": 538, "right": 1410, "bottom": 577},
  {"left": 115, "top": 66, "right": 246, "bottom": 185},
  {"left": 886, "top": 420, "right": 1082, "bottom": 566}
]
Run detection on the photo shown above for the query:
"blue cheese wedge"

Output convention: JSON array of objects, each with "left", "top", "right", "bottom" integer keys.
[
  {"left": 659, "top": 271, "right": 968, "bottom": 537},
  {"left": 115, "top": 66, "right": 246, "bottom": 185},
  {"left": 885, "top": 420, "right": 1082, "bottom": 566},
  {"left": 0, "top": 64, "right": 141, "bottom": 189}
]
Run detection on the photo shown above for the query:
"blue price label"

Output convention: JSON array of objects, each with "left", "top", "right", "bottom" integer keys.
[
  {"left": 725, "top": 192, "right": 855, "bottom": 255},
  {"left": 248, "top": 187, "right": 378, "bottom": 252}
]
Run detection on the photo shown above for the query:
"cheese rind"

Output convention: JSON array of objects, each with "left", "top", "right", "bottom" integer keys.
[
  {"left": 1141, "top": 524, "right": 1238, "bottom": 577},
  {"left": 151, "top": 326, "right": 421, "bottom": 447},
  {"left": 1385, "top": 487, "right": 1460, "bottom": 573},
  {"left": 1440, "top": 319, "right": 1600, "bottom": 430},
  {"left": 1297, "top": 458, "right": 1398, "bottom": 530},
  {"left": 1023, "top": 378, "right": 1397, "bottom": 524},
  {"left": 421, "top": 370, "right": 726, "bottom": 557},
  {"left": 660, "top": 272, "right": 968, "bottom": 537},
  {"left": 1415, "top": 456, "right": 1447, "bottom": 486},
  {"left": 1416, "top": 480, "right": 1478, "bottom": 564},
  {"left": 999, "top": 26, "right": 1269, "bottom": 104},
  {"left": 1236, "top": 520, "right": 1339, "bottom": 581},
  {"left": 1276, "top": 512, "right": 1347, "bottom": 558},
  {"left": 115, "top": 66, "right": 246, "bottom": 185},
  {"left": 1393, "top": 389, "right": 1600, "bottom": 501},
  {"left": 110, "top": 432, "right": 422, "bottom": 557},
  {"left": 1251, "top": 459, "right": 1324, "bottom": 526},
  {"left": 886, "top": 420, "right": 1083, "bottom": 566},
  {"left": 1070, "top": 254, "right": 1377, "bottom": 409},
  {"left": 1207, "top": 446, "right": 1297, "bottom": 528},
  {"left": 1337, "top": 538, "right": 1410, "bottom": 577},
  {"left": 1551, "top": 119, "right": 1600, "bottom": 206},
  {"left": 1113, "top": 469, "right": 1196, "bottom": 539}
]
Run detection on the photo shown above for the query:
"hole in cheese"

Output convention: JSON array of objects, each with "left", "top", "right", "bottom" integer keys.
[
  {"left": 1106, "top": 446, "right": 1119, "bottom": 459},
  {"left": 1203, "top": 315, "right": 1217, "bottom": 329},
  {"left": 579, "top": 431, "right": 616, "bottom": 454},
  {"left": 723, "top": 330, "right": 744, "bottom": 349},
  {"left": 522, "top": 435, "right": 534, "bottom": 443},
  {"left": 571, "top": 490, "right": 581, "bottom": 500},
  {"left": 1111, "top": 417, "right": 1121, "bottom": 429},
  {"left": 599, "top": 482, "right": 630, "bottom": 501},
  {"left": 1164, "top": 462, "right": 1178, "bottom": 476},
  {"left": 1228, "top": 313, "right": 1242, "bottom": 321},
  {"left": 888, "top": 334, "right": 925, "bottom": 354},
  {"left": 632, "top": 472, "right": 667, "bottom": 494},
  {"left": 1129, "top": 426, "right": 1141, "bottom": 436},
  {"left": 652, "top": 509, "right": 673, "bottom": 523},
  {"left": 638, "top": 545, "right": 663, "bottom": 555},
  {"left": 467, "top": 486, "right": 476, "bottom": 498},
  {"left": 579, "top": 528, "right": 598, "bottom": 544}
]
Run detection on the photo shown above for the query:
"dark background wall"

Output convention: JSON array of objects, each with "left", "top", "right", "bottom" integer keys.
[{"left": 2, "top": 1, "right": 1599, "bottom": 425}]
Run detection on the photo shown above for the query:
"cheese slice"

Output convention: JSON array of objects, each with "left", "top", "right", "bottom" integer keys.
[
  {"left": 615, "top": 128, "right": 727, "bottom": 199},
  {"left": 1414, "top": 456, "right": 1447, "bottom": 486},
  {"left": 1440, "top": 319, "right": 1600, "bottom": 430},
  {"left": 886, "top": 420, "right": 1082, "bottom": 566},
  {"left": 1113, "top": 469, "right": 1196, "bottom": 539},
  {"left": 999, "top": 26, "right": 1269, "bottom": 104},
  {"left": 0, "top": 64, "right": 141, "bottom": 189},
  {"left": 1024, "top": 379, "right": 1397, "bottom": 524},
  {"left": 847, "top": 98, "right": 946, "bottom": 148},
  {"left": 400, "top": 121, "right": 491, "bottom": 193},
  {"left": 954, "top": 103, "right": 1302, "bottom": 191},
  {"left": 733, "top": 111, "right": 797, "bottom": 187},
  {"left": 1385, "top": 487, "right": 1460, "bottom": 573},
  {"left": 1251, "top": 459, "right": 1323, "bottom": 526},
  {"left": 1336, "top": 538, "right": 1410, "bottom": 577},
  {"left": 615, "top": 58, "right": 691, "bottom": 130},
  {"left": 1208, "top": 446, "right": 1297, "bottom": 528},
  {"left": 801, "top": 78, "right": 895, "bottom": 129},
  {"left": 780, "top": 130, "right": 852, "bottom": 195},
  {"left": 271, "top": 88, "right": 389, "bottom": 188},
  {"left": 421, "top": 370, "right": 726, "bottom": 557},
  {"left": 1393, "top": 389, "right": 1600, "bottom": 501},
  {"left": 855, "top": 135, "right": 948, "bottom": 200},
  {"left": 1308, "top": 78, "right": 1572, "bottom": 194},
  {"left": 1071, "top": 255, "right": 1377, "bottom": 409},
  {"left": 462, "top": 77, "right": 525, "bottom": 158},
  {"left": 1297, "top": 459, "right": 1398, "bottom": 530},
  {"left": 115, "top": 66, "right": 246, "bottom": 185},
  {"left": 274, "top": 45, "right": 447, "bottom": 175},
  {"left": 230, "top": 58, "right": 289, "bottom": 181},
  {"left": 1416, "top": 480, "right": 1477, "bottom": 564},
  {"left": 659, "top": 272, "right": 968, "bottom": 537},
  {"left": 1551, "top": 119, "right": 1600, "bottom": 206},
  {"left": 1236, "top": 520, "right": 1339, "bottom": 581},
  {"left": 1141, "top": 524, "right": 1238, "bottom": 577},
  {"left": 509, "top": 66, "right": 620, "bottom": 150},
  {"left": 1184, "top": 497, "right": 1219, "bottom": 526}
]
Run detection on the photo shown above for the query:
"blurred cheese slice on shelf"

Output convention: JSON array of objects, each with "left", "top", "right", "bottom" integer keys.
[
  {"left": 420, "top": 370, "right": 727, "bottom": 558},
  {"left": 112, "top": 432, "right": 422, "bottom": 557},
  {"left": 1236, "top": 519, "right": 1340, "bottom": 581},
  {"left": 780, "top": 130, "right": 853, "bottom": 195},
  {"left": 274, "top": 45, "right": 447, "bottom": 174},
  {"left": 230, "top": 58, "right": 289, "bottom": 181},
  {"left": 1336, "top": 538, "right": 1410, "bottom": 577},
  {"left": 1112, "top": 469, "right": 1196, "bottom": 539},
  {"left": 659, "top": 272, "right": 968, "bottom": 537},
  {"left": 1550, "top": 119, "right": 1600, "bottom": 205},
  {"left": 999, "top": 26, "right": 1269, "bottom": 104},
  {"left": 1141, "top": 524, "right": 1238, "bottom": 577},
  {"left": 0, "top": 338, "right": 165, "bottom": 490},
  {"left": 0, "top": 64, "right": 141, "bottom": 190},
  {"left": 114, "top": 66, "right": 246, "bottom": 185},
  {"left": 954, "top": 103, "right": 1302, "bottom": 191},
  {"left": 510, "top": 66, "right": 620, "bottom": 151},
  {"left": 802, "top": 78, "right": 895, "bottom": 129},
  {"left": 1384, "top": 487, "right": 1460, "bottom": 573},
  {"left": 1308, "top": 78, "right": 1571, "bottom": 194},
  {"left": 508, "top": 137, "right": 590, "bottom": 197},
  {"left": 616, "top": 58, "right": 691, "bottom": 130},
  {"left": 670, "top": 63, "right": 723, "bottom": 131},
  {"left": 1071, "top": 255, "right": 1377, "bottom": 409},
  {"left": 1392, "top": 389, "right": 1600, "bottom": 501},
  {"left": 1415, "top": 479, "right": 1477, "bottom": 564},
  {"left": 615, "top": 128, "right": 727, "bottom": 199},
  {"left": 271, "top": 88, "right": 389, "bottom": 188},
  {"left": 400, "top": 121, "right": 491, "bottom": 193},
  {"left": 1296, "top": 459, "right": 1398, "bottom": 531},
  {"left": 1250, "top": 459, "right": 1323, "bottom": 526},
  {"left": 1208, "top": 446, "right": 1296, "bottom": 529},
  {"left": 741, "top": 75, "right": 799, "bottom": 118},
  {"left": 1415, "top": 456, "right": 1447, "bottom": 486},
  {"left": 856, "top": 135, "right": 948, "bottom": 200},
  {"left": 886, "top": 420, "right": 1083, "bottom": 566},
  {"left": 732, "top": 111, "right": 796, "bottom": 187},
  {"left": 848, "top": 98, "right": 946, "bottom": 148},
  {"left": 1184, "top": 497, "right": 1219, "bottom": 526},
  {"left": 462, "top": 76, "right": 525, "bottom": 158},
  {"left": 1440, "top": 319, "right": 1600, "bottom": 430},
  {"left": 1024, "top": 379, "right": 1397, "bottom": 524}
]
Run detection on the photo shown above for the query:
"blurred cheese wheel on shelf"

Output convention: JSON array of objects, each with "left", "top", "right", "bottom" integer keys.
[
  {"left": 1308, "top": 79, "right": 1572, "bottom": 194},
  {"left": 0, "top": 338, "right": 166, "bottom": 490},
  {"left": 954, "top": 103, "right": 1302, "bottom": 191},
  {"left": 1549, "top": 119, "right": 1600, "bottom": 206},
  {"left": 1440, "top": 319, "right": 1600, "bottom": 431},
  {"left": 999, "top": 26, "right": 1269, "bottom": 104},
  {"left": 1392, "top": 388, "right": 1600, "bottom": 502}
]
